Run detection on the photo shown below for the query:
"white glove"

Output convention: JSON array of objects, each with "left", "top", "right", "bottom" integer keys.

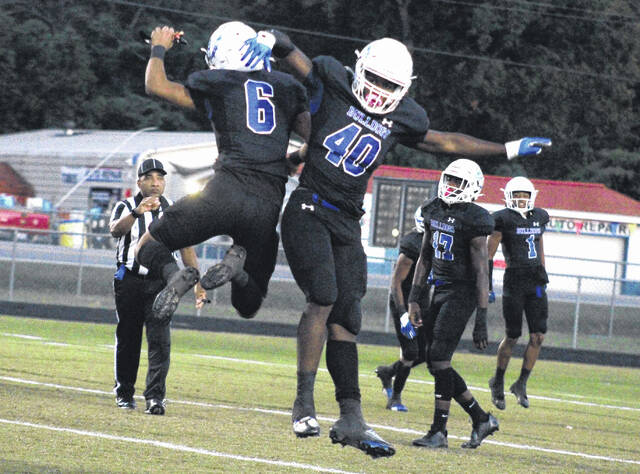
[
  {"left": 505, "top": 137, "right": 552, "bottom": 160},
  {"left": 240, "top": 31, "right": 276, "bottom": 71},
  {"left": 400, "top": 312, "right": 416, "bottom": 340}
]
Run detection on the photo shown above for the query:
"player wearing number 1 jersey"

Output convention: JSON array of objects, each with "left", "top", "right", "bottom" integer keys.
[
  {"left": 238, "top": 30, "right": 551, "bottom": 458},
  {"left": 135, "top": 22, "right": 310, "bottom": 325}
]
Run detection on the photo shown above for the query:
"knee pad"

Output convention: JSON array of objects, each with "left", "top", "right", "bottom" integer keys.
[
  {"left": 329, "top": 298, "right": 362, "bottom": 336},
  {"left": 433, "top": 367, "right": 454, "bottom": 401},
  {"left": 450, "top": 369, "right": 468, "bottom": 398},
  {"left": 231, "top": 280, "right": 264, "bottom": 318},
  {"left": 137, "top": 240, "right": 175, "bottom": 277},
  {"left": 401, "top": 341, "right": 420, "bottom": 363},
  {"left": 506, "top": 327, "right": 523, "bottom": 339}
]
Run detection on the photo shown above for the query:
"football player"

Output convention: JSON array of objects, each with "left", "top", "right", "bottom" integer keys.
[
  {"left": 374, "top": 207, "right": 428, "bottom": 413},
  {"left": 408, "top": 159, "right": 499, "bottom": 449},
  {"left": 134, "top": 22, "right": 311, "bottom": 325},
  {"left": 240, "top": 32, "right": 549, "bottom": 458},
  {"left": 487, "top": 176, "right": 549, "bottom": 410}
]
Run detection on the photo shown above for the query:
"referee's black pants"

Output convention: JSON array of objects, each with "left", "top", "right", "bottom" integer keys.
[{"left": 114, "top": 270, "right": 170, "bottom": 401}]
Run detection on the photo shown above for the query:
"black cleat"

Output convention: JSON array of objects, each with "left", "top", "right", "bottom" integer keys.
[
  {"left": 386, "top": 397, "right": 408, "bottom": 412},
  {"left": 116, "top": 396, "right": 136, "bottom": 410},
  {"left": 152, "top": 266, "right": 200, "bottom": 324},
  {"left": 510, "top": 379, "right": 530, "bottom": 408},
  {"left": 329, "top": 415, "right": 395, "bottom": 459},
  {"left": 200, "top": 245, "right": 247, "bottom": 290},
  {"left": 145, "top": 398, "right": 165, "bottom": 415},
  {"left": 412, "top": 430, "right": 448, "bottom": 449},
  {"left": 375, "top": 365, "right": 394, "bottom": 400},
  {"left": 489, "top": 377, "right": 506, "bottom": 410},
  {"left": 292, "top": 416, "right": 320, "bottom": 438},
  {"left": 461, "top": 413, "right": 499, "bottom": 449}
]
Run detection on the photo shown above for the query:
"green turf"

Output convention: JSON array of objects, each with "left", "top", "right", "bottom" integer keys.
[{"left": 0, "top": 315, "right": 638, "bottom": 473}]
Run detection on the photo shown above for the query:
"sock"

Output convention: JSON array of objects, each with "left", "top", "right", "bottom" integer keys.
[
  {"left": 431, "top": 407, "right": 449, "bottom": 434},
  {"left": 392, "top": 364, "right": 411, "bottom": 398},
  {"left": 326, "top": 340, "right": 360, "bottom": 402},
  {"left": 459, "top": 397, "right": 489, "bottom": 425},
  {"left": 292, "top": 371, "right": 316, "bottom": 420},
  {"left": 338, "top": 397, "right": 363, "bottom": 419},
  {"left": 519, "top": 367, "right": 531, "bottom": 384},
  {"left": 431, "top": 368, "right": 454, "bottom": 433},
  {"left": 495, "top": 366, "right": 506, "bottom": 384}
]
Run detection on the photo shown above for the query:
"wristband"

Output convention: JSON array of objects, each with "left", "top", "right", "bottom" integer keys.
[
  {"left": 150, "top": 45, "right": 166, "bottom": 60},
  {"left": 269, "top": 29, "right": 295, "bottom": 58},
  {"left": 407, "top": 284, "right": 425, "bottom": 304},
  {"left": 131, "top": 208, "right": 143, "bottom": 218}
]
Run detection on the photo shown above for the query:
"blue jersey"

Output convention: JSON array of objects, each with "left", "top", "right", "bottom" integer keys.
[{"left": 299, "top": 56, "right": 429, "bottom": 218}]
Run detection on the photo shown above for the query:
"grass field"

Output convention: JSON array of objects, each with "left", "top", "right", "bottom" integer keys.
[{"left": 1, "top": 315, "right": 639, "bottom": 473}]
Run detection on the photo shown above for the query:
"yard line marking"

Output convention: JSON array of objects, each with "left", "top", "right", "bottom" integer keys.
[
  {"left": 1, "top": 376, "right": 639, "bottom": 466},
  {"left": 1, "top": 332, "right": 638, "bottom": 411},
  {"left": 0, "top": 418, "right": 357, "bottom": 474}
]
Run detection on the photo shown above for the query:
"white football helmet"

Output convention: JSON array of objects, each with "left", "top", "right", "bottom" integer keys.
[
  {"left": 437, "top": 159, "right": 484, "bottom": 205},
  {"left": 502, "top": 176, "right": 538, "bottom": 216},
  {"left": 352, "top": 38, "right": 414, "bottom": 115},
  {"left": 414, "top": 206, "right": 425, "bottom": 233},
  {"left": 202, "top": 21, "right": 261, "bottom": 71}
]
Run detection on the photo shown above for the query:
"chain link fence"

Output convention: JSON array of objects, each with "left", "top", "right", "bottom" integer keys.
[{"left": 1, "top": 226, "right": 639, "bottom": 356}]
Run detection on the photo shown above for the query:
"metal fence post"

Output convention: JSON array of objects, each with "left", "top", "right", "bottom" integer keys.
[
  {"left": 9, "top": 229, "right": 18, "bottom": 302},
  {"left": 76, "top": 230, "right": 86, "bottom": 296},
  {"left": 608, "top": 275, "right": 617, "bottom": 338},
  {"left": 572, "top": 276, "right": 582, "bottom": 349}
]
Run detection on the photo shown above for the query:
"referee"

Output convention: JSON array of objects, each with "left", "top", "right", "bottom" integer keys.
[{"left": 109, "top": 158, "right": 206, "bottom": 415}]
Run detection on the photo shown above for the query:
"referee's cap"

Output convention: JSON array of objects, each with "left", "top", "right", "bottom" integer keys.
[{"left": 137, "top": 158, "right": 167, "bottom": 177}]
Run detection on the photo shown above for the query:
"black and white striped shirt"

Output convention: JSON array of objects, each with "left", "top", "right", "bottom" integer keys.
[{"left": 110, "top": 192, "right": 173, "bottom": 276}]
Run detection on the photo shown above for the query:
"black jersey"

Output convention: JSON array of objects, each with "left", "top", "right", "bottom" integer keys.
[
  {"left": 186, "top": 68, "right": 308, "bottom": 200},
  {"left": 422, "top": 198, "right": 494, "bottom": 282},
  {"left": 399, "top": 230, "right": 423, "bottom": 299},
  {"left": 299, "top": 56, "right": 429, "bottom": 218},
  {"left": 493, "top": 207, "right": 549, "bottom": 268}
]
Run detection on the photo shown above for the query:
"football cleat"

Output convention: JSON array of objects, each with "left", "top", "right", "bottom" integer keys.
[
  {"left": 374, "top": 365, "right": 394, "bottom": 400},
  {"left": 152, "top": 266, "right": 200, "bottom": 324},
  {"left": 145, "top": 398, "right": 165, "bottom": 415},
  {"left": 510, "top": 379, "right": 530, "bottom": 408},
  {"left": 329, "top": 415, "right": 395, "bottom": 458},
  {"left": 200, "top": 245, "right": 247, "bottom": 290},
  {"left": 489, "top": 377, "right": 506, "bottom": 410},
  {"left": 412, "top": 430, "right": 448, "bottom": 449},
  {"left": 386, "top": 398, "right": 408, "bottom": 412},
  {"left": 292, "top": 416, "right": 320, "bottom": 438},
  {"left": 116, "top": 396, "right": 136, "bottom": 410},
  {"left": 461, "top": 413, "right": 499, "bottom": 449}
]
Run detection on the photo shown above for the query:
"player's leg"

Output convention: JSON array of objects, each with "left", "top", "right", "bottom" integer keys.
[
  {"left": 281, "top": 193, "right": 337, "bottom": 437},
  {"left": 512, "top": 285, "right": 548, "bottom": 408},
  {"left": 326, "top": 239, "right": 394, "bottom": 458},
  {"left": 113, "top": 273, "right": 146, "bottom": 409},
  {"left": 490, "top": 280, "right": 525, "bottom": 410}
]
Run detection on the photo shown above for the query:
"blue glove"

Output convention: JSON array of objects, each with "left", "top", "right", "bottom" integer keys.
[
  {"left": 400, "top": 312, "right": 416, "bottom": 340},
  {"left": 240, "top": 31, "right": 275, "bottom": 72},
  {"left": 488, "top": 290, "right": 495, "bottom": 304},
  {"left": 505, "top": 137, "right": 552, "bottom": 160}
]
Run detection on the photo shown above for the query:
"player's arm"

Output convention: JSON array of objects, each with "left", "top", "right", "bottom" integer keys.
[
  {"left": 144, "top": 26, "right": 195, "bottom": 110},
  {"left": 407, "top": 232, "right": 433, "bottom": 327},
  {"left": 415, "top": 130, "right": 551, "bottom": 160},
  {"left": 390, "top": 253, "right": 414, "bottom": 315},
  {"left": 178, "top": 246, "right": 208, "bottom": 309},
  {"left": 487, "top": 230, "right": 502, "bottom": 300},
  {"left": 470, "top": 235, "right": 490, "bottom": 349}
]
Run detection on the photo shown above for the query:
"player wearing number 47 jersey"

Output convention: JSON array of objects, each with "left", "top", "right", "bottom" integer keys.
[
  {"left": 134, "top": 22, "right": 310, "bottom": 325},
  {"left": 241, "top": 30, "right": 550, "bottom": 458},
  {"left": 488, "top": 177, "right": 550, "bottom": 410}
]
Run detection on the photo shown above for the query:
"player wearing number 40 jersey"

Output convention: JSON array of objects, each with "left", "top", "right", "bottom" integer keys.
[
  {"left": 134, "top": 22, "right": 310, "bottom": 326},
  {"left": 241, "top": 30, "right": 550, "bottom": 458},
  {"left": 487, "top": 177, "right": 550, "bottom": 411}
]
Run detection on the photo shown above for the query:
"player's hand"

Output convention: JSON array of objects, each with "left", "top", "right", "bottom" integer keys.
[
  {"left": 505, "top": 137, "right": 552, "bottom": 160},
  {"left": 241, "top": 31, "right": 275, "bottom": 71},
  {"left": 473, "top": 307, "right": 488, "bottom": 350},
  {"left": 138, "top": 196, "right": 160, "bottom": 213},
  {"left": 151, "top": 26, "right": 177, "bottom": 50},
  {"left": 407, "top": 302, "right": 422, "bottom": 328},
  {"left": 488, "top": 290, "right": 496, "bottom": 304},
  {"left": 400, "top": 312, "right": 416, "bottom": 340},
  {"left": 194, "top": 283, "right": 210, "bottom": 309}
]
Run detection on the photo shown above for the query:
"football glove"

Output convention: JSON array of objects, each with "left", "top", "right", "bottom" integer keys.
[
  {"left": 505, "top": 137, "right": 552, "bottom": 160},
  {"left": 241, "top": 31, "right": 275, "bottom": 71},
  {"left": 488, "top": 290, "right": 496, "bottom": 304},
  {"left": 400, "top": 312, "right": 416, "bottom": 340},
  {"left": 472, "top": 307, "right": 488, "bottom": 350}
]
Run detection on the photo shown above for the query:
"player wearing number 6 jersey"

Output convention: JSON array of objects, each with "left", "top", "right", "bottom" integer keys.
[
  {"left": 135, "top": 22, "right": 310, "bottom": 324},
  {"left": 238, "top": 31, "right": 550, "bottom": 458}
]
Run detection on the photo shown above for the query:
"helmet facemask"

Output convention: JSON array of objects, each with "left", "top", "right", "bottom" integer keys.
[
  {"left": 502, "top": 177, "right": 538, "bottom": 217},
  {"left": 437, "top": 159, "right": 484, "bottom": 205}
]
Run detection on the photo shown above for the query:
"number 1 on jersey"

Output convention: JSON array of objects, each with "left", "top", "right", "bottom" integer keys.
[{"left": 526, "top": 234, "right": 537, "bottom": 259}]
